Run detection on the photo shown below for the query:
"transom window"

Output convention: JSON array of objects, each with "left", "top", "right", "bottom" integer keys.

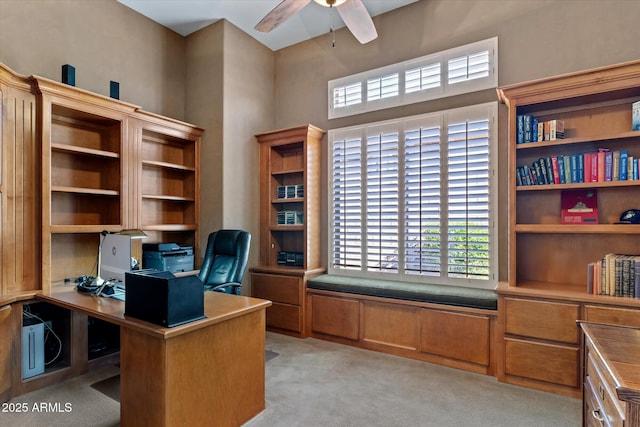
[{"left": 328, "top": 37, "right": 498, "bottom": 119}]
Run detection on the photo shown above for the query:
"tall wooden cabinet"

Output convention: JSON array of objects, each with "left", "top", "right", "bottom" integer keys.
[
  {"left": 497, "top": 60, "right": 640, "bottom": 397},
  {"left": 0, "top": 62, "right": 203, "bottom": 402},
  {"left": 250, "top": 125, "right": 325, "bottom": 337}
]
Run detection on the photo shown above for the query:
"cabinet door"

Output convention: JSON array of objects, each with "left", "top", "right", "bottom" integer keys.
[{"left": 0, "top": 304, "right": 14, "bottom": 401}]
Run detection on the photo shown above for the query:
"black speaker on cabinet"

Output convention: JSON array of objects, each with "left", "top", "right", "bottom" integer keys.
[
  {"left": 61, "top": 64, "right": 75, "bottom": 86},
  {"left": 110, "top": 81, "right": 119, "bottom": 99}
]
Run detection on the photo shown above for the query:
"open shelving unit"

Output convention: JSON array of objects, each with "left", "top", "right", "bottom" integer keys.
[
  {"left": 496, "top": 59, "right": 640, "bottom": 397},
  {"left": 250, "top": 125, "right": 326, "bottom": 337}
]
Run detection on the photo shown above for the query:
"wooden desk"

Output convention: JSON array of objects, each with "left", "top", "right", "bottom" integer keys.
[
  {"left": 580, "top": 322, "right": 640, "bottom": 427},
  {"left": 38, "top": 285, "right": 271, "bottom": 427}
]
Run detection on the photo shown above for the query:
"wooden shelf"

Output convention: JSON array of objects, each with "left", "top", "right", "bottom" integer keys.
[
  {"left": 272, "top": 198, "right": 304, "bottom": 203},
  {"left": 516, "top": 180, "right": 638, "bottom": 191},
  {"left": 515, "top": 131, "right": 640, "bottom": 150},
  {"left": 51, "top": 143, "right": 120, "bottom": 159},
  {"left": 515, "top": 224, "right": 640, "bottom": 234},
  {"left": 142, "top": 160, "right": 196, "bottom": 172},
  {"left": 141, "top": 224, "right": 197, "bottom": 231},
  {"left": 142, "top": 194, "right": 196, "bottom": 202},
  {"left": 272, "top": 168, "right": 304, "bottom": 175},
  {"left": 51, "top": 186, "right": 119, "bottom": 196}
]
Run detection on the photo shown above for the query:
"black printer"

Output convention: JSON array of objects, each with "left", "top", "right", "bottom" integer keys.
[{"left": 142, "top": 243, "right": 194, "bottom": 273}]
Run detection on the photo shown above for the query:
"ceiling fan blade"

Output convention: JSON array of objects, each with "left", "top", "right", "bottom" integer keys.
[
  {"left": 337, "top": 0, "right": 378, "bottom": 44},
  {"left": 255, "top": 0, "right": 312, "bottom": 32}
]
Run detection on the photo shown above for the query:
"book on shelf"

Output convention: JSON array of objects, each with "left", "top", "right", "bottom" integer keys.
[
  {"left": 588, "top": 253, "right": 640, "bottom": 298},
  {"left": 549, "top": 119, "right": 565, "bottom": 140},
  {"left": 515, "top": 115, "right": 566, "bottom": 143},
  {"left": 516, "top": 149, "right": 638, "bottom": 187},
  {"left": 633, "top": 100, "right": 640, "bottom": 131},
  {"left": 561, "top": 189, "right": 598, "bottom": 224}
]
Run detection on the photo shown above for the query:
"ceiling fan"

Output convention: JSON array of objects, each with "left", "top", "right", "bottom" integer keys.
[{"left": 255, "top": 0, "right": 378, "bottom": 45}]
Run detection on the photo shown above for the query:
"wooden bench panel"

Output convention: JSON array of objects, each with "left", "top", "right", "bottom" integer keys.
[
  {"left": 362, "top": 302, "right": 419, "bottom": 350},
  {"left": 420, "top": 309, "right": 490, "bottom": 366}
]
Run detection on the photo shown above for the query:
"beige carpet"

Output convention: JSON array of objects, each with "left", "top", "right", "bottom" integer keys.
[{"left": 5, "top": 332, "right": 581, "bottom": 426}]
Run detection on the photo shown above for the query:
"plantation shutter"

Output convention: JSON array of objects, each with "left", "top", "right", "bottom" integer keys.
[
  {"left": 365, "top": 126, "right": 399, "bottom": 272},
  {"left": 404, "top": 116, "right": 441, "bottom": 276},
  {"left": 331, "top": 132, "right": 363, "bottom": 270},
  {"left": 446, "top": 115, "right": 491, "bottom": 280}
]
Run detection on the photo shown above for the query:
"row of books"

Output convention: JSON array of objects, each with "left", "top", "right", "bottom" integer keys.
[
  {"left": 516, "top": 115, "right": 564, "bottom": 144},
  {"left": 587, "top": 253, "right": 640, "bottom": 298},
  {"left": 516, "top": 149, "right": 639, "bottom": 186}
]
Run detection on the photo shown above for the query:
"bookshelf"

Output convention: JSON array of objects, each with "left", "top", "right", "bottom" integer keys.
[
  {"left": 250, "top": 125, "right": 326, "bottom": 337},
  {"left": 496, "top": 60, "right": 640, "bottom": 397}
]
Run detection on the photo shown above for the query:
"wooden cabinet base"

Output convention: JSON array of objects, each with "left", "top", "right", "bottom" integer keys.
[{"left": 307, "top": 290, "right": 497, "bottom": 376}]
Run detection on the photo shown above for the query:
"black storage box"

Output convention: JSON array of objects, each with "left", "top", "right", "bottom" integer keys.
[{"left": 124, "top": 270, "right": 205, "bottom": 327}]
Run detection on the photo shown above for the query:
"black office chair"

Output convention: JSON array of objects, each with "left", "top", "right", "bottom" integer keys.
[{"left": 198, "top": 229, "right": 251, "bottom": 295}]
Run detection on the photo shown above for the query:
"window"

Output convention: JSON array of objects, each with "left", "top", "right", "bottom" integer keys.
[
  {"left": 328, "top": 38, "right": 497, "bottom": 119},
  {"left": 329, "top": 102, "right": 498, "bottom": 289}
]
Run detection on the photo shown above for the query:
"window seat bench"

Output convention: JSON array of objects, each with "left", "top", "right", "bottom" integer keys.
[
  {"left": 306, "top": 274, "right": 497, "bottom": 310},
  {"left": 305, "top": 274, "right": 498, "bottom": 376}
]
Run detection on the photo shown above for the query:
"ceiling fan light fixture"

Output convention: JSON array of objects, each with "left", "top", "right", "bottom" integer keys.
[{"left": 313, "top": 0, "right": 348, "bottom": 7}]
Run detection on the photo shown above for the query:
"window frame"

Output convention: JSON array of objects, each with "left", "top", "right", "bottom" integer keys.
[
  {"left": 328, "top": 37, "right": 498, "bottom": 119},
  {"left": 328, "top": 102, "right": 499, "bottom": 289}
]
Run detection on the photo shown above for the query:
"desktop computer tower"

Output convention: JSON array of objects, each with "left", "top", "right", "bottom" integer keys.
[{"left": 22, "top": 320, "right": 45, "bottom": 379}]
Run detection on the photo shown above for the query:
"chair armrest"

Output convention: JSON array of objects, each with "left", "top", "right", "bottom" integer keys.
[{"left": 205, "top": 282, "right": 242, "bottom": 295}]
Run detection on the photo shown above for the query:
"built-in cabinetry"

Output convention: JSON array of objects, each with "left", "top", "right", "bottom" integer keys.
[
  {"left": 250, "top": 125, "right": 325, "bottom": 337},
  {"left": 0, "top": 62, "right": 203, "bottom": 401},
  {"left": 581, "top": 322, "right": 640, "bottom": 427},
  {"left": 33, "top": 76, "right": 202, "bottom": 285},
  {"left": 497, "top": 60, "right": 640, "bottom": 397}
]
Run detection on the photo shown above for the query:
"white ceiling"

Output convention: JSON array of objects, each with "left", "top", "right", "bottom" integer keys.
[{"left": 116, "top": 0, "right": 418, "bottom": 51}]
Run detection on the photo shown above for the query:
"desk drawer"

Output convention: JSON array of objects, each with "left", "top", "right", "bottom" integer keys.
[
  {"left": 586, "top": 344, "right": 625, "bottom": 425},
  {"left": 252, "top": 273, "right": 301, "bottom": 305},
  {"left": 584, "top": 377, "right": 614, "bottom": 427},
  {"left": 504, "top": 297, "right": 580, "bottom": 344}
]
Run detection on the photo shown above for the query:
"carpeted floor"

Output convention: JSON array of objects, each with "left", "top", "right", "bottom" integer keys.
[{"left": 4, "top": 332, "right": 581, "bottom": 426}]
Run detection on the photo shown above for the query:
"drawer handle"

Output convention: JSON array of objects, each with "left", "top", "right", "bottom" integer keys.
[
  {"left": 599, "top": 383, "right": 605, "bottom": 400},
  {"left": 592, "top": 409, "right": 605, "bottom": 426}
]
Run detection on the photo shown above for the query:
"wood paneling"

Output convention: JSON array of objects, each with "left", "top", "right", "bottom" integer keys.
[
  {"left": 362, "top": 302, "right": 418, "bottom": 350},
  {"left": 311, "top": 294, "right": 359, "bottom": 340},
  {"left": 421, "top": 309, "right": 490, "bottom": 366}
]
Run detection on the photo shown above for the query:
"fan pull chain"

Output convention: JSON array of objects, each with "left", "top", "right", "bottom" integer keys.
[{"left": 330, "top": 5, "right": 336, "bottom": 48}]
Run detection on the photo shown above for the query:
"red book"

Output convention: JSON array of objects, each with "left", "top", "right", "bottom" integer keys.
[
  {"left": 561, "top": 189, "right": 598, "bottom": 224},
  {"left": 551, "top": 156, "right": 561, "bottom": 184},
  {"left": 584, "top": 153, "right": 592, "bottom": 182}
]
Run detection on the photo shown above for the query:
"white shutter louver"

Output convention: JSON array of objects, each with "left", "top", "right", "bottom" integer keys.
[
  {"left": 446, "top": 119, "right": 490, "bottom": 280},
  {"left": 366, "top": 130, "right": 399, "bottom": 272},
  {"left": 332, "top": 135, "right": 363, "bottom": 270},
  {"left": 404, "top": 124, "right": 441, "bottom": 276}
]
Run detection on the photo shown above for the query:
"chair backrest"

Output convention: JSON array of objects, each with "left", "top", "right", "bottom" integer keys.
[{"left": 198, "top": 229, "right": 251, "bottom": 288}]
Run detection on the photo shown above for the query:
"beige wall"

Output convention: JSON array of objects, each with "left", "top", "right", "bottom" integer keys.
[
  {"left": 0, "top": 0, "right": 187, "bottom": 119},
  {"left": 1, "top": 0, "right": 639, "bottom": 286},
  {"left": 185, "top": 20, "right": 275, "bottom": 276},
  {"left": 272, "top": 0, "right": 640, "bottom": 281}
]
